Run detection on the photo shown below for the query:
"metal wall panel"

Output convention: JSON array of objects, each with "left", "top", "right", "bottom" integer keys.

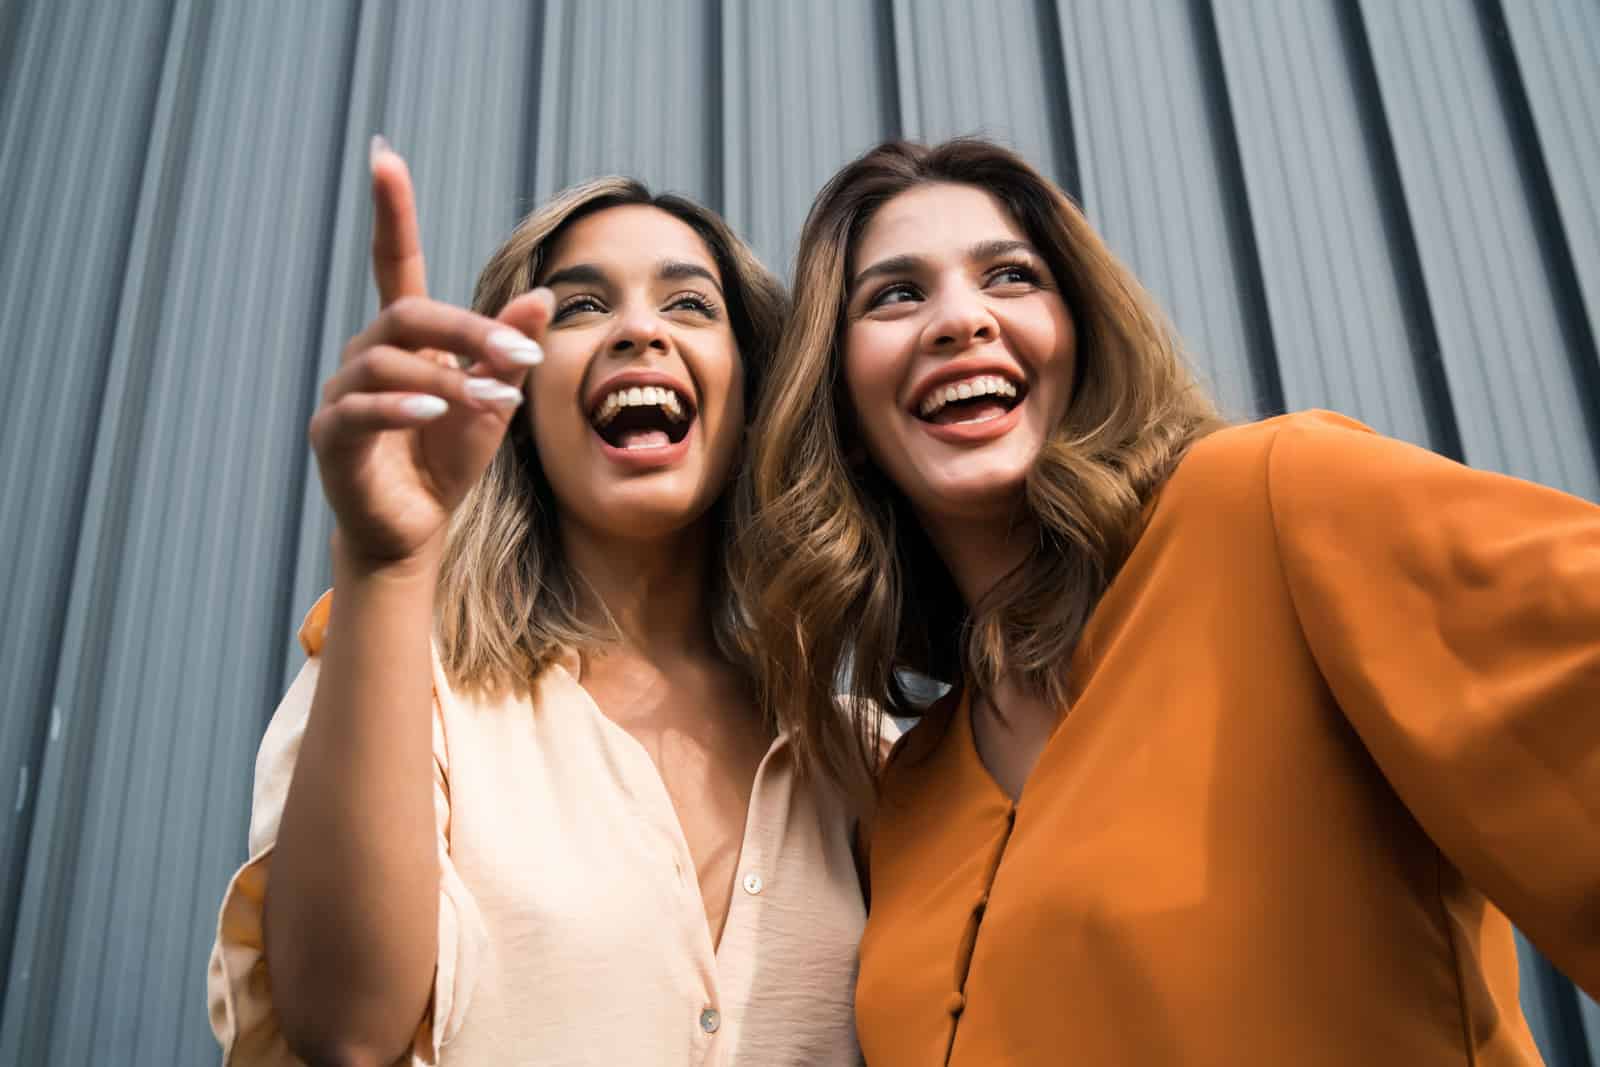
[
  {"left": 1502, "top": 0, "right": 1600, "bottom": 336},
  {"left": 722, "top": 0, "right": 897, "bottom": 276},
  {"left": 1212, "top": 0, "right": 1451, "bottom": 450},
  {"left": 890, "top": 0, "right": 1076, "bottom": 187},
  {"left": 532, "top": 0, "right": 720, "bottom": 205},
  {"left": 0, "top": 0, "right": 176, "bottom": 1000},
  {"left": 1, "top": 1, "right": 1595, "bottom": 1063},
  {"left": 1360, "top": 0, "right": 1600, "bottom": 497},
  {"left": 1060, "top": 0, "right": 1277, "bottom": 419}
]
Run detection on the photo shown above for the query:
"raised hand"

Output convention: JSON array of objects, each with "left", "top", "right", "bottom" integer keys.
[{"left": 309, "top": 136, "right": 553, "bottom": 570}]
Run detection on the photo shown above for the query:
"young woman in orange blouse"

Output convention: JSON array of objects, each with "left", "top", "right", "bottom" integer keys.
[
  {"left": 741, "top": 137, "right": 1600, "bottom": 1066},
  {"left": 208, "top": 141, "right": 867, "bottom": 1065}
]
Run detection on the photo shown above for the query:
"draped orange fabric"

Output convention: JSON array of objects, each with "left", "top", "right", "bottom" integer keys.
[{"left": 858, "top": 412, "right": 1600, "bottom": 1066}]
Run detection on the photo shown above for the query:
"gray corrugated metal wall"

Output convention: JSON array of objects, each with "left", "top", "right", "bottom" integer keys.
[{"left": 1, "top": 1, "right": 1595, "bottom": 1063}]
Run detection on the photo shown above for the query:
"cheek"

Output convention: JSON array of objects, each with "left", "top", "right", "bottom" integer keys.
[
  {"left": 1044, "top": 312, "right": 1078, "bottom": 415},
  {"left": 525, "top": 389, "right": 577, "bottom": 446},
  {"left": 842, "top": 332, "right": 899, "bottom": 423},
  {"left": 693, "top": 337, "right": 743, "bottom": 421}
]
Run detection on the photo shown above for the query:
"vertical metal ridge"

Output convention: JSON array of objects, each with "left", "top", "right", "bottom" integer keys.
[
  {"left": 889, "top": 0, "right": 921, "bottom": 139},
  {"left": 1036, "top": 0, "right": 1080, "bottom": 203},
  {"left": 874, "top": 0, "right": 904, "bottom": 142},
  {"left": 1333, "top": 0, "right": 1462, "bottom": 458},
  {"left": 706, "top": 0, "right": 725, "bottom": 214},
  {"left": 718, "top": 0, "right": 745, "bottom": 230},
  {"left": 1187, "top": 0, "right": 1283, "bottom": 417},
  {"left": 1474, "top": 0, "right": 1600, "bottom": 464}
]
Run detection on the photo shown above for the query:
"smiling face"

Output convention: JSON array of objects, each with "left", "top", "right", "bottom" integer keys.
[
  {"left": 842, "top": 182, "right": 1077, "bottom": 523},
  {"left": 528, "top": 203, "right": 744, "bottom": 541}
]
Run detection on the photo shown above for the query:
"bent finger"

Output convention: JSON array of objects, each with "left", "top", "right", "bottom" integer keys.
[
  {"left": 355, "top": 296, "right": 543, "bottom": 378},
  {"left": 325, "top": 346, "right": 524, "bottom": 413},
  {"left": 312, "top": 392, "right": 452, "bottom": 456}
]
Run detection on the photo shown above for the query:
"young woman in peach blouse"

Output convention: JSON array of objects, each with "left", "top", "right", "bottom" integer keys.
[
  {"left": 741, "top": 137, "right": 1599, "bottom": 1066},
  {"left": 208, "top": 140, "right": 867, "bottom": 1065}
]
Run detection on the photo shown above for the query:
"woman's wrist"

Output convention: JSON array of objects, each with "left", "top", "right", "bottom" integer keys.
[{"left": 330, "top": 529, "right": 444, "bottom": 591}]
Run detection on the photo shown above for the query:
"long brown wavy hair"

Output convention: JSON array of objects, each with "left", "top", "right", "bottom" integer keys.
[
  {"left": 438, "top": 178, "right": 787, "bottom": 695},
  {"left": 738, "top": 138, "right": 1224, "bottom": 801}
]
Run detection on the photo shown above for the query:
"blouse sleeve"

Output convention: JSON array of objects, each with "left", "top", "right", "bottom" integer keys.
[
  {"left": 206, "top": 592, "right": 489, "bottom": 1064},
  {"left": 1266, "top": 411, "right": 1600, "bottom": 997}
]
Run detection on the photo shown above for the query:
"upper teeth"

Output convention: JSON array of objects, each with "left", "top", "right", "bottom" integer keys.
[
  {"left": 919, "top": 375, "right": 1018, "bottom": 417},
  {"left": 593, "top": 385, "right": 689, "bottom": 427}
]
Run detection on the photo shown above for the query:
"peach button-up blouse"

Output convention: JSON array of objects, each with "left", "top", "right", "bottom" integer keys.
[
  {"left": 209, "top": 594, "right": 866, "bottom": 1065},
  {"left": 858, "top": 412, "right": 1600, "bottom": 1067}
]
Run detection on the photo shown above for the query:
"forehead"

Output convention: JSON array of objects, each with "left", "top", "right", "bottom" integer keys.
[
  {"left": 855, "top": 182, "right": 1029, "bottom": 266},
  {"left": 545, "top": 203, "right": 720, "bottom": 278}
]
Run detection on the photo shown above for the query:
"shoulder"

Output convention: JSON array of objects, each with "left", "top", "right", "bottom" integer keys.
[
  {"left": 296, "top": 589, "right": 335, "bottom": 656},
  {"left": 1168, "top": 410, "right": 1372, "bottom": 487},
  {"left": 1154, "top": 410, "right": 1403, "bottom": 519}
]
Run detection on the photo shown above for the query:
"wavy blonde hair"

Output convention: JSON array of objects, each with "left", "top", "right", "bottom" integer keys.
[
  {"left": 439, "top": 177, "right": 787, "bottom": 695},
  {"left": 739, "top": 138, "right": 1225, "bottom": 799}
]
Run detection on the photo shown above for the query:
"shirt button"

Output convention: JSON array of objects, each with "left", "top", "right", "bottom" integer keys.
[
  {"left": 742, "top": 873, "right": 764, "bottom": 895},
  {"left": 700, "top": 1008, "right": 721, "bottom": 1034},
  {"left": 945, "top": 992, "right": 966, "bottom": 1016}
]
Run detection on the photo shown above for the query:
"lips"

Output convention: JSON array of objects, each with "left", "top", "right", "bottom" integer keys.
[
  {"left": 909, "top": 363, "right": 1026, "bottom": 428},
  {"left": 586, "top": 371, "right": 697, "bottom": 453}
]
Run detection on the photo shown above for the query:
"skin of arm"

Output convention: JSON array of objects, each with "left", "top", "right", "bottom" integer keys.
[{"left": 262, "top": 537, "right": 441, "bottom": 1066}]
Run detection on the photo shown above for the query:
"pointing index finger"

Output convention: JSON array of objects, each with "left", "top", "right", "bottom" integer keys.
[{"left": 370, "top": 135, "right": 428, "bottom": 307}]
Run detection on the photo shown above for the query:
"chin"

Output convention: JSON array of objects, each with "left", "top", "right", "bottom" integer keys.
[
  {"left": 585, "top": 480, "right": 720, "bottom": 539},
  {"left": 914, "top": 465, "right": 1032, "bottom": 522}
]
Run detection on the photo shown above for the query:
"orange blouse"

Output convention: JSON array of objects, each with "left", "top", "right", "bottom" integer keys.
[{"left": 857, "top": 412, "right": 1600, "bottom": 1066}]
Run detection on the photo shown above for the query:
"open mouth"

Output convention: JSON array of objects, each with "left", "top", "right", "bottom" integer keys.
[
  {"left": 915, "top": 373, "right": 1025, "bottom": 426},
  {"left": 590, "top": 384, "right": 695, "bottom": 450}
]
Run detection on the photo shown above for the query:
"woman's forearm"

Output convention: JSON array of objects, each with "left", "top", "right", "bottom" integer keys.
[{"left": 264, "top": 536, "right": 442, "bottom": 1065}]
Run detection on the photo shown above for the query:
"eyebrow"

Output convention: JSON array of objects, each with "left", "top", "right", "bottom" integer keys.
[
  {"left": 540, "top": 259, "right": 723, "bottom": 295},
  {"left": 658, "top": 259, "right": 723, "bottom": 293},
  {"left": 850, "top": 238, "right": 1038, "bottom": 291}
]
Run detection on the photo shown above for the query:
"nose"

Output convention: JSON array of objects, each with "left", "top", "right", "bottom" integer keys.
[
  {"left": 922, "top": 284, "right": 997, "bottom": 353},
  {"left": 608, "top": 305, "right": 670, "bottom": 356}
]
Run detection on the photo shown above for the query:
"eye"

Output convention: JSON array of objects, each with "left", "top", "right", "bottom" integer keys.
[
  {"left": 985, "top": 263, "right": 1042, "bottom": 289},
  {"left": 664, "top": 291, "right": 720, "bottom": 318},
  {"left": 552, "top": 294, "right": 607, "bottom": 322},
  {"left": 867, "top": 282, "right": 922, "bottom": 309}
]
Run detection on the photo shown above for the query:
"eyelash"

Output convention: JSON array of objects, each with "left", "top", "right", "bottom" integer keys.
[
  {"left": 551, "top": 292, "right": 720, "bottom": 322},
  {"left": 865, "top": 261, "right": 1044, "bottom": 310},
  {"left": 553, "top": 295, "right": 604, "bottom": 321},
  {"left": 666, "top": 291, "right": 720, "bottom": 318}
]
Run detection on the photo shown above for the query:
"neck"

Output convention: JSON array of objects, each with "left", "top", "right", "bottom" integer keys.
[
  {"left": 559, "top": 513, "right": 721, "bottom": 664},
  {"left": 918, "top": 501, "right": 1037, "bottom": 616}
]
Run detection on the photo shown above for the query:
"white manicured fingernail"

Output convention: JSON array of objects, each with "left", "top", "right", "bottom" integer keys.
[
  {"left": 465, "top": 378, "right": 524, "bottom": 408},
  {"left": 488, "top": 329, "right": 543, "bottom": 366},
  {"left": 402, "top": 395, "right": 448, "bottom": 419},
  {"left": 369, "top": 133, "right": 393, "bottom": 170}
]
